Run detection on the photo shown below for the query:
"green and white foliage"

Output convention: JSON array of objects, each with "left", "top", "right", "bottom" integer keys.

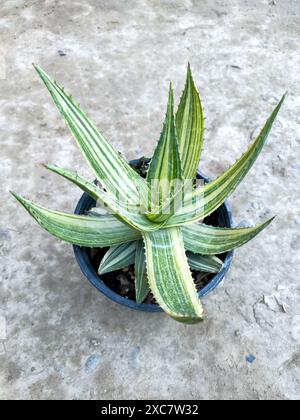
[{"left": 12, "top": 64, "right": 285, "bottom": 324}]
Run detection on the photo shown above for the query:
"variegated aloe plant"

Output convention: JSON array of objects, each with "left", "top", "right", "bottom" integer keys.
[{"left": 12, "top": 64, "right": 285, "bottom": 324}]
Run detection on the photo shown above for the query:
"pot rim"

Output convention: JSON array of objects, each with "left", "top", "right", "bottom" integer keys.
[{"left": 73, "top": 162, "right": 234, "bottom": 313}]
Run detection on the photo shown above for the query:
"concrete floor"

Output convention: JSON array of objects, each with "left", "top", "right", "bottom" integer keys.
[{"left": 0, "top": 0, "right": 299, "bottom": 400}]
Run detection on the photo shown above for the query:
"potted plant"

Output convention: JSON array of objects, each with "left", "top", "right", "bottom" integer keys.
[{"left": 11, "top": 64, "right": 285, "bottom": 324}]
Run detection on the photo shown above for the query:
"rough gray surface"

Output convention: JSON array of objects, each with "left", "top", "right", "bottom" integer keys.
[{"left": 0, "top": 0, "right": 299, "bottom": 400}]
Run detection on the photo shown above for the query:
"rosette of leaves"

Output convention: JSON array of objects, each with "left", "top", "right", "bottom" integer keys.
[{"left": 12, "top": 64, "right": 285, "bottom": 324}]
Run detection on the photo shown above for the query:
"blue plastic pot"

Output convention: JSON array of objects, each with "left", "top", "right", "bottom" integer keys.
[{"left": 73, "top": 160, "right": 234, "bottom": 312}]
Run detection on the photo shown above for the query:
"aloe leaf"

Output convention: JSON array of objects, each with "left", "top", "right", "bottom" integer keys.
[
  {"left": 135, "top": 240, "right": 150, "bottom": 304},
  {"left": 99, "top": 242, "right": 137, "bottom": 274},
  {"left": 146, "top": 83, "right": 182, "bottom": 222},
  {"left": 187, "top": 253, "right": 223, "bottom": 273},
  {"left": 165, "top": 95, "right": 285, "bottom": 227},
  {"left": 11, "top": 192, "right": 140, "bottom": 247},
  {"left": 182, "top": 218, "right": 274, "bottom": 255},
  {"left": 147, "top": 82, "right": 182, "bottom": 184},
  {"left": 176, "top": 64, "right": 204, "bottom": 180},
  {"left": 34, "top": 65, "right": 148, "bottom": 205},
  {"left": 45, "top": 164, "right": 163, "bottom": 232},
  {"left": 143, "top": 227, "right": 204, "bottom": 324}
]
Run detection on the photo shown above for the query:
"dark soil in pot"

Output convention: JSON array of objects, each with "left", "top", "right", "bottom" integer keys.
[{"left": 89, "top": 210, "right": 227, "bottom": 305}]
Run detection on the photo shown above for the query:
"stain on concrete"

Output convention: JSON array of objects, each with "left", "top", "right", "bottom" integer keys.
[
  {"left": 0, "top": 229, "right": 11, "bottom": 241},
  {"left": 290, "top": 235, "right": 300, "bottom": 250},
  {"left": 84, "top": 354, "right": 102, "bottom": 374},
  {"left": 246, "top": 354, "right": 256, "bottom": 364},
  {"left": 128, "top": 346, "right": 141, "bottom": 369}
]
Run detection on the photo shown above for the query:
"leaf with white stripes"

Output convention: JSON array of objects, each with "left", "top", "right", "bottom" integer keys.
[
  {"left": 147, "top": 83, "right": 182, "bottom": 222},
  {"left": 147, "top": 83, "right": 182, "bottom": 186},
  {"left": 187, "top": 252, "right": 223, "bottom": 273},
  {"left": 99, "top": 242, "right": 137, "bottom": 274},
  {"left": 11, "top": 192, "right": 140, "bottom": 247},
  {"left": 135, "top": 241, "right": 150, "bottom": 304},
  {"left": 176, "top": 64, "right": 204, "bottom": 180},
  {"left": 34, "top": 65, "right": 148, "bottom": 205},
  {"left": 182, "top": 218, "right": 274, "bottom": 255},
  {"left": 166, "top": 95, "right": 286, "bottom": 227},
  {"left": 45, "top": 164, "right": 163, "bottom": 232},
  {"left": 143, "top": 227, "right": 204, "bottom": 324}
]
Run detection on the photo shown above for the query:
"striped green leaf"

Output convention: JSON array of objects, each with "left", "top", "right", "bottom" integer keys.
[
  {"left": 166, "top": 95, "right": 286, "bottom": 227},
  {"left": 182, "top": 219, "right": 274, "bottom": 255},
  {"left": 143, "top": 227, "right": 204, "bottom": 324},
  {"left": 147, "top": 83, "right": 182, "bottom": 184},
  {"left": 176, "top": 64, "right": 204, "bottom": 180},
  {"left": 11, "top": 192, "right": 140, "bottom": 247},
  {"left": 45, "top": 164, "right": 162, "bottom": 232},
  {"left": 187, "top": 253, "right": 223, "bottom": 273},
  {"left": 34, "top": 65, "right": 148, "bottom": 205},
  {"left": 99, "top": 242, "right": 137, "bottom": 274},
  {"left": 147, "top": 83, "right": 182, "bottom": 222},
  {"left": 135, "top": 241, "right": 150, "bottom": 304}
]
